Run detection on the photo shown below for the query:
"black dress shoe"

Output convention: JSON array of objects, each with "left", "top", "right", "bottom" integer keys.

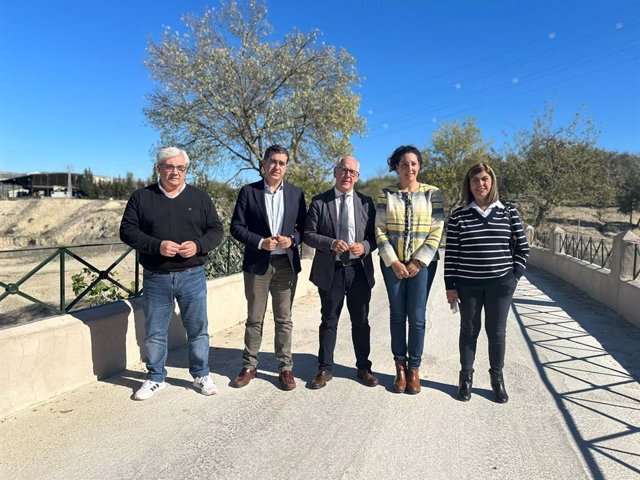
[
  {"left": 356, "top": 369, "right": 379, "bottom": 387},
  {"left": 311, "top": 370, "right": 332, "bottom": 389},
  {"left": 490, "top": 371, "right": 509, "bottom": 404},
  {"left": 457, "top": 369, "right": 473, "bottom": 402}
]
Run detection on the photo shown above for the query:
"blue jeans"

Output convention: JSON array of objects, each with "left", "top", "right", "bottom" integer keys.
[
  {"left": 381, "top": 260, "right": 438, "bottom": 369},
  {"left": 142, "top": 265, "right": 210, "bottom": 382}
]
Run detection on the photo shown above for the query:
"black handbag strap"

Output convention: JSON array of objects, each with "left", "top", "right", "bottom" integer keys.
[{"left": 504, "top": 202, "right": 517, "bottom": 256}]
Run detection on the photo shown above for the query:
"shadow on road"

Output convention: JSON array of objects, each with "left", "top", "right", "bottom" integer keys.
[{"left": 512, "top": 266, "right": 640, "bottom": 479}]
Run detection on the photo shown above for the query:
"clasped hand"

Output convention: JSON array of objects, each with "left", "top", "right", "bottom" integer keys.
[
  {"left": 261, "top": 235, "right": 292, "bottom": 251},
  {"left": 160, "top": 240, "right": 197, "bottom": 258},
  {"left": 391, "top": 259, "right": 421, "bottom": 280},
  {"left": 332, "top": 239, "right": 364, "bottom": 257}
]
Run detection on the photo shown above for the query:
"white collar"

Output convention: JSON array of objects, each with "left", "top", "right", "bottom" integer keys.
[
  {"left": 264, "top": 179, "right": 284, "bottom": 193},
  {"left": 464, "top": 200, "right": 504, "bottom": 211},
  {"left": 334, "top": 187, "right": 353, "bottom": 197},
  {"left": 158, "top": 182, "right": 186, "bottom": 198}
]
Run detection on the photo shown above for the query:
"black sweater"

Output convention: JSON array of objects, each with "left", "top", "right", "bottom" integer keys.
[
  {"left": 444, "top": 203, "right": 529, "bottom": 290},
  {"left": 119, "top": 184, "right": 224, "bottom": 272}
]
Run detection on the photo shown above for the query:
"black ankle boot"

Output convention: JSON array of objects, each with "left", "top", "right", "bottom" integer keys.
[
  {"left": 490, "top": 371, "right": 509, "bottom": 404},
  {"left": 457, "top": 370, "right": 473, "bottom": 402}
]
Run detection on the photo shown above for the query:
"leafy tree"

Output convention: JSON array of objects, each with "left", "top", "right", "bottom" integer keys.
[
  {"left": 79, "top": 168, "right": 98, "bottom": 198},
  {"left": 357, "top": 174, "right": 397, "bottom": 200},
  {"left": 423, "top": 117, "right": 492, "bottom": 215},
  {"left": 192, "top": 175, "right": 242, "bottom": 226},
  {"left": 613, "top": 153, "right": 640, "bottom": 226},
  {"left": 286, "top": 160, "right": 333, "bottom": 203},
  {"left": 504, "top": 106, "right": 599, "bottom": 227},
  {"left": 144, "top": 0, "right": 365, "bottom": 183}
]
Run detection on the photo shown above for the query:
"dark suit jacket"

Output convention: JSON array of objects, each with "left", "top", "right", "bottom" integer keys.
[
  {"left": 231, "top": 180, "right": 306, "bottom": 275},
  {"left": 304, "top": 189, "right": 376, "bottom": 291}
]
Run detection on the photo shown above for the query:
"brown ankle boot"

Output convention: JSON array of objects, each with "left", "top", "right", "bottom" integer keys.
[
  {"left": 406, "top": 367, "right": 421, "bottom": 394},
  {"left": 393, "top": 360, "right": 407, "bottom": 393}
]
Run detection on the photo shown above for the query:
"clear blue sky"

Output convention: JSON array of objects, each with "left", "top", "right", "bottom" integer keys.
[{"left": 1, "top": 0, "right": 638, "bottom": 181}]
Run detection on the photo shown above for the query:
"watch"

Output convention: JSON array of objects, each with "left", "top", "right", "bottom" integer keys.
[{"left": 289, "top": 235, "right": 296, "bottom": 247}]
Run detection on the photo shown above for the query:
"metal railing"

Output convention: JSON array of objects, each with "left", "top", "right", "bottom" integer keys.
[
  {"left": 561, "top": 233, "right": 612, "bottom": 269},
  {"left": 205, "top": 236, "right": 244, "bottom": 278},
  {"left": 0, "top": 243, "right": 140, "bottom": 323},
  {"left": 532, "top": 230, "right": 550, "bottom": 249},
  {"left": 633, "top": 243, "right": 640, "bottom": 281},
  {"left": 1, "top": 237, "right": 245, "bottom": 326}
]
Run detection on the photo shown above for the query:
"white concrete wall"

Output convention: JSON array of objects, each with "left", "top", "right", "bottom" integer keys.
[
  {"left": 528, "top": 229, "right": 640, "bottom": 329},
  {"left": 0, "top": 258, "right": 315, "bottom": 419}
]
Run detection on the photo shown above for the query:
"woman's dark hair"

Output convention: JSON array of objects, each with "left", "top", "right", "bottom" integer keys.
[
  {"left": 462, "top": 163, "right": 499, "bottom": 205},
  {"left": 263, "top": 144, "right": 290, "bottom": 163},
  {"left": 387, "top": 145, "right": 423, "bottom": 172}
]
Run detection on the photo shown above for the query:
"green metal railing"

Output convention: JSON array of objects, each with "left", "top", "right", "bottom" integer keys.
[
  {"left": 561, "top": 233, "right": 612, "bottom": 269},
  {"left": 1, "top": 237, "right": 245, "bottom": 325},
  {"left": 0, "top": 243, "right": 140, "bottom": 318},
  {"left": 206, "top": 236, "right": 244, "bottom": 278}
]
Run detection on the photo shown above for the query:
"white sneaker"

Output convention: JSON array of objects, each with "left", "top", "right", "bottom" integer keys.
[
  {"left": 134, "top": 380, "right": 167, "bottom": 400},
  {"left": 194, "top": 375, "right": 218, "bottom": 396}
]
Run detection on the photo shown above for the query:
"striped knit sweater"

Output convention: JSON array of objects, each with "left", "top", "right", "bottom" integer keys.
[
  {"left": 444, "top": 202, "right": 529, "bottom": 290},
  {"left": 375, "top": 183, "right": 444, "bottom": 267}
]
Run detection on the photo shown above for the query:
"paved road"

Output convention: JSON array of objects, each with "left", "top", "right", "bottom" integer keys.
[{"left": 1, "top": 263, "right": 639, "bottom": 480}]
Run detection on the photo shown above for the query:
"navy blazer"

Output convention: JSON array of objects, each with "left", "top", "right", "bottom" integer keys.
[
  {"left": 231, "top": 180, "right": 306, "bottom": 275},
  {"left": 304, "top": 188, "right": 376, "bottom": 291}
]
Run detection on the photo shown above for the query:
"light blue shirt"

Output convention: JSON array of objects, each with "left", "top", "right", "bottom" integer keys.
[{"left": 260, "top": 180, "right": 286, "bottom": 255}]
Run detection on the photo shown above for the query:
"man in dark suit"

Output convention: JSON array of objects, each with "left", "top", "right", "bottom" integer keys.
[
  {"left": 230, "top": 145, "right": 306, "bottom": 391},
  {"left": 304, "top": 156, "right": 378, "bottom": 389}
]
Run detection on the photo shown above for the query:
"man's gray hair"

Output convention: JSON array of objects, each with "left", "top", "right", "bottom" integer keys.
[
  {"left": 156, "top": 147, "right": 190, "bottom": 166},
  {"left": 335, "top": 156, "right": 359, "bottom": 170}
]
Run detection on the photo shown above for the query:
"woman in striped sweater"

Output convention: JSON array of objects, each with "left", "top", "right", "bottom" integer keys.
[
  {"left": 375, "top": 146, "right": 444, "bottom": 394},
  {"left": 444, "top": 163, "right": 529, "bottom": 403}
]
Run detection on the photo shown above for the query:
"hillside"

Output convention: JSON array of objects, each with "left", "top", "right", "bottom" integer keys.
[{"left": 0, "top": 198, "right": 126, "bottom": 248}]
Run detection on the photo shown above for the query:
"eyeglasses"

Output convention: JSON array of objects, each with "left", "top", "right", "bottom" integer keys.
[
  {"left": 337, "top": 167, "right": 359, "bottom": 177},
  {"left": 159, "top": 164, "right": 187, "bottom": 173}
]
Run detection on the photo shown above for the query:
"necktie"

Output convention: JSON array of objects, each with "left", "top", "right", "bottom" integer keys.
[{"left": 339, "top": 194, "right": 350, "bottom": 263}]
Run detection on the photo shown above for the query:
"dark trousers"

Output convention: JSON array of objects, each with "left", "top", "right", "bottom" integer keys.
[
  {"left": 317, "top": 263, "right": 372, "bottom": 372},
  {"left": 457, "top": 275, "right": 518, "bottom": 374}
]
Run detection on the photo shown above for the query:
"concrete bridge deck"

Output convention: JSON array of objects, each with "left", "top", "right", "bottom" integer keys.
[{"left": 1, "top": 266, "right": 639, "bottom": 479}]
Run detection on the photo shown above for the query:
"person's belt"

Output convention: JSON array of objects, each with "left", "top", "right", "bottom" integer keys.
[
  {"left": 270, "top": 253, "right": 288, "bottom": 259},
  {"left": 144, "top": 265, "right": 203, "bottom": 274},
  {"left": 335, "top": 259, "right": 360, "bottom": 267}
]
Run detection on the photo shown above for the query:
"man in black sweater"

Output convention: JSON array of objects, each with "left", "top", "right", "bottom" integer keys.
[{"left": 120, "top": 147, "right": 223, "bottom": 400}]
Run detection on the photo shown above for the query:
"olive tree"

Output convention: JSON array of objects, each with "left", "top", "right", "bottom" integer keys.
[
  {"left": 423, "top": 117, "right": 492, "bottom": 215},
  {"left": 504, "top": 106, "right": 599, "bottom": 227},
  {"left": 613, "top": 152, "right": 640, "bottom": 227},
  {"left": 144, "top": 0, "right": 365, "bottom": 185}
]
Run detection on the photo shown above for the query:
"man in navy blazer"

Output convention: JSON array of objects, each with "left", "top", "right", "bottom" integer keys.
[
  {"left": 230, "top": 145, "right": 306, "bottom": 391},
  {"left": 304, "top": 156, "right": 378, "bottom": 389}
]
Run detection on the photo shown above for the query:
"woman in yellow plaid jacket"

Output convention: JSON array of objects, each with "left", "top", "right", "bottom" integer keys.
[{"left": 375, "top": 145, "right": 444, "bottom": 395}]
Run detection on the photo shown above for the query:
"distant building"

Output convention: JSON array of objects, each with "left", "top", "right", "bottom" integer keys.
[{"left": 0, "top": 172, "right": 83, "bottom": 198}]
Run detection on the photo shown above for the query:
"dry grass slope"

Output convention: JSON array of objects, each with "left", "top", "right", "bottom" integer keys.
[{"left": 0, "top": 198, "right": 126, "bottom": 247}]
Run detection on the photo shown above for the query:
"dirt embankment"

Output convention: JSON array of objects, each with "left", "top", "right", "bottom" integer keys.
[{"left": 0, "top": 198, "right": 126, "bottom": 248}]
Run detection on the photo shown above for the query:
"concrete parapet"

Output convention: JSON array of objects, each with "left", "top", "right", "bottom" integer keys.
[
  {"left": 529, "top": 227, "right": 640, "bottom": 328},
  {"left": 0, "top": 258, "right": 315, "bottom": 418}
]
